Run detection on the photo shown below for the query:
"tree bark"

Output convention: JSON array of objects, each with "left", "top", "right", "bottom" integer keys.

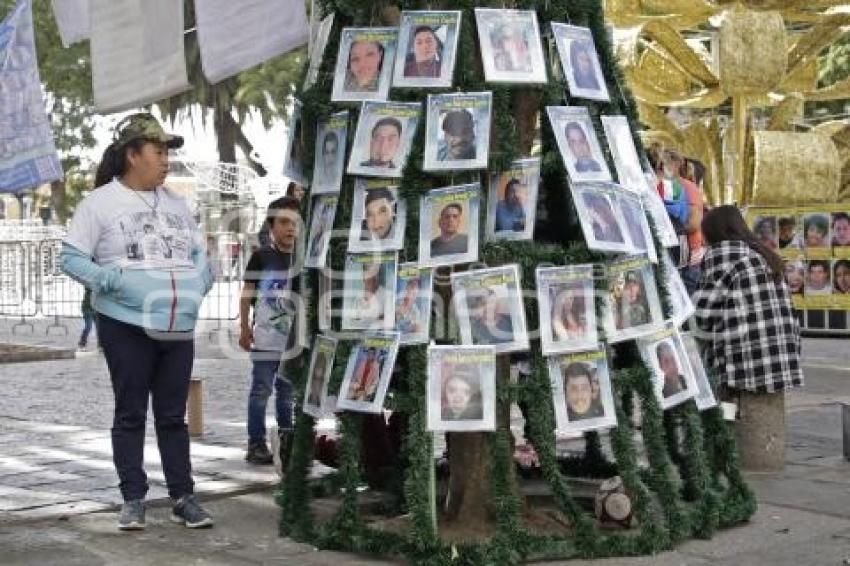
[
  {"left": 445, "top": 432, "right": 492, "bottom": 524},
  {"left": 50, "top": 179, "right": 67, "bottom": 224},
  {"left": 213, "top": 103, "right": 237, "bottom": 165}
]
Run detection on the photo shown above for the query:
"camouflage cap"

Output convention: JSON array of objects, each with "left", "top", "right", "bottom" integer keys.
[{"left": 113, "top": 113, "right": 184, "bottom": 149}]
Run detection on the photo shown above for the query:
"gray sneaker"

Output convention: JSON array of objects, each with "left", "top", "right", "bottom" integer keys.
[
  {"left": 170, "top": 494, "right": 214, "bottom": 528},
  {"left": 118, "top": 499, "right": 145, "bottom": 530}
]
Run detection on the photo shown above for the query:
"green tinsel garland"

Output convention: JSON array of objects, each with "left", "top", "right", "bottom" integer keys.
[{"left": 277, "top": 0, "right": 757, "bottom": 563}]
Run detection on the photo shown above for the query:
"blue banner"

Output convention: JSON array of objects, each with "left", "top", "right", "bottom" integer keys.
[{"left": 0, "top": 0, "right": 63, "bottom": 194}]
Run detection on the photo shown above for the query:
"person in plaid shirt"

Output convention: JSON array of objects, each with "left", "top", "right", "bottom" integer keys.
[{"left": 692, "top": 206, "right": 803, "bottom": 393}]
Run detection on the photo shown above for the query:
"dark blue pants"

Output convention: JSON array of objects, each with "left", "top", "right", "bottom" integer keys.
[{"left": 97, "top": 314, "right": 194, "bottom": 502}]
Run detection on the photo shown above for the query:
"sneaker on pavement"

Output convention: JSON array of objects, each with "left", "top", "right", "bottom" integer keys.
[
  {"left": 245, "top": 441, "right": 274, "bottom": 465},
  {"left": 118, "top": 499, "right": 145, "bottom": 530},
  {"left": 170, "top": 494, "right": 214, "bottom": 528}
]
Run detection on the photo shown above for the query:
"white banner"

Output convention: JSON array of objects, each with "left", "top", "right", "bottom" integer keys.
[
  {"left": 89, "top": 0, "right": 189, "bottom": 114},
  {"left": 0, "top": 0, "right": 63, "bottom": 194},
  {"left": 51, "top": 0, "right": 89, "bottom": 47},
  {"left": 195, "top": 0, "right": 308, "bottom": 85}
]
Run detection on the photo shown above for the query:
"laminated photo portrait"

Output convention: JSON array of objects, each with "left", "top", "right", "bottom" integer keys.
[
  {"left": 617, "top": 189, "right": 657, "bottom": 262},
  {"left": 536, "top": 264, "right": 598, "bottom": 355},
  {"left": 570, "top": 182, "right": 632, "bottom": 254},
  {"left": 282, "top": 98, "right": 306, "bottom": 185},
  {"left": 552, "top": 23, "right": 609, "bottom": 102},
  {"left": 337, "top": 333, "right": 400, "bottom": 414},
  {"left": 601, "top": 116, "right": 647, "bottom": 192},
  {"left": 547, "top": 106, "right": 612, "bottom": 182},
  {"left": 341, "top": 251, "right": 398, "bottom": 331},
  {"left": 423, "top": 92, "right": 492, "bottom": 171},
  {"left": 347, "top": 101, "right": 421, "bottom": 178},
  {"left": 638, "top": 325, "right": 698, "bottom": 410},
  {"left": 681, "top": 332, "right": 717, "bottom": 412},
  {"left": 305, "top": 194, "right": 338, "bottom": 269},
  {"left": 662, "top": 252, "right": 695, "bottom": 325},
  {"left": 427, "top": 345, "right": 496, "bottom": 432},
  {"left": 776, "top": 213, "right": 804, "bottom": 254},
  {"left": 418, "top": 183, "right": 480, "bottom": 267},
  {"left": 485, "top": 158, "right": 540, "bottom": 242},
  {"left": 752, "top": 215, "right": 779, "bottom": 251},
  {"left": 604, "top": 255, "right": 664, "bottom": 343},
  {"left": 474, "top": 8, "right": 547, "bottom": 84},
  {"left": 393, "top": 10, "right": 461, "bottom": 88},
  {"left": 394, "top": 263, "right": 434, "bottom": 345},
  {"left": 331, "top": 27, "right": 397, "bottom": 102},
  {"left": 834, "top": 259, "right": 850, "bottom": 295},
  {"left": 348, "top": 179, "right": 407, "bottom": 253},
  {"left": 549, "top": 348, "right": 617, "bottom": 435},
  {"left": 804, "top": 260, "right": 832, "bottom": 295},
  {"left": 312, "top": 111, "right": 348, "bottom": 194},
  {"left": 784, "top": 258, "right": 805, "bottom": 296},
  {"left": 303, "top": 334, "right": 338, "bottom": 418},
  {"left": 451, "top": 264, "right": 530, "bottom": 354},
  {"left": 832, "top": 211, "right": 850, "bottom": 254},
  {"left": 803, "top": 212, "right": 831, "bottom": 258}
]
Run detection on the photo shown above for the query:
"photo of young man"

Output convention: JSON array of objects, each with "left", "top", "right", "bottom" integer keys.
[
  {"left": 562, "top": 361, "right": 604, "bottom": 421},
  {"left": 313, "top": 130, "right": 342, "bottom": 191},
  {"left": 777, "top": 216, "right": 803, "bottom": 250},
  {"left": 616, "top": 271, "right": 649, "bottom": 330},
  {"left": 656, "top": 341, "right": 687, "bottom": 398},
  {"left": 360, "top": 188, "right": 396, "bottom": 242},
  {"left": 306, "top": 352, "right": 327, "bottom": 408},
  {"left": 437, "top": 109, "right": 476, "bottom": 161},
  {"left": 804, "top": 214, "right": 829, "bottom": 249},
  {"left": 494, "top": 178, "right": 527, "bottom": 233},
  {"left": 360, "top": 118, "right": 402, "bottom": 169},
  {"left": 548, "top": 106, "right": 611, "bottom": 182},
  {"left": 832, "top": 212, "right": 850, "bottom": 248},
  {"left": 441, "top": 364, "right": 483, "bottom": 421},
  {"left": 305, "top": 196, "right": 337, "bottom": 269},
  {"left": 349, "top": 101, "right": 421, "bottom": 178},
  {"left": 431, "top": 202, "right": 469, "bottom": 256},
  {"left": 467, "top": 287, "right": 514, "bottom": 346},
  {"left": 805, "top": 260, "right": 831, "bottom": 294}
]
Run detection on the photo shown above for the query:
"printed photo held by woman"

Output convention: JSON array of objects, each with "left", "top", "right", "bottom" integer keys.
[
  {"left": 60, "top": 113, "right": 215, "bottom": 530},
  {"left": 693, "top": 206, "right": 804, "bottom": 395}
]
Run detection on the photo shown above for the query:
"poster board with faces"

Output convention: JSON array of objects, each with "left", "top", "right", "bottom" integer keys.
[
  {"left": 282, "top": 99, "right": 306, "bottom": 185},
  {"left": 331, "top": 27, "right": 397, "bottom": 102},
  {"left": 394, "top": 263, "right": 433, "bottom": 345},
  {"left": 423, "top": 92, "right": 492, "bottom": 171},
  {"left": 745, "top": 205, "right": 850, "bottom": 310},
  {"left": 552, "top": 23, "right": 609, "bottom": 102},
  {"left": 347, "top": 101, "right": 421, "bottom": 178},
  {"left": 304, "top": 13, "right": 335, "bottom": 90},
  {"left": 341, "top": 251, "right": 398, "bottom": 331},
  {"left": 547, "top": 106, "right": 612, "bottom": 183},
  {"left": 474, "top": 9, "right": 547, "bottom": 84},
  {"left": 348, "top": 179, "right": 406, "bottom": 253},
  {"left": 311, "top": 111, "right": 348, "bottom": 194},
  {"left": 305, "top": 194, "right": 338, "bottom": 269},
  {"left": 303, "top": 334, "right": 338, "bottom": 418},
  {"left": 600, "top": 115, "right": 647, "bottom": 193},
  {"left": 549, "top": 348, "right": 617, "bottom": 435},
  {"left": 418, "top": 183, "right": 481, "bottom": 267},
  {"left": 569, "top": 182, "right": 633, "bottom": 254},
  {"left": 485, "top": 158, "right": 540, "bottom": 242},
  {"left": 536, "top": 264, "right": 598, "bottom": 355},
  {"left": 451, "top": 264, "right": 530, "bottom": 354},
  {"left": 603, "top": 254, "right": 664, "bottom": 343},
  {"left": 427, "top": 345, "right": 496, "bottom": 432},
  {"left": 337, "top": 332, "right": 400, "bottom": 414},
  {"left": 637, "top": 324, "right": 699, "bottom": 410},
  {"left": 680, "top": 332, "right": 718, "bottom": 412},
  {"left": 393, "top": 10, "right": 461, "bottom": 88},
  {"left": 617, "top": 188, "right": 657, "bottom": 263}
]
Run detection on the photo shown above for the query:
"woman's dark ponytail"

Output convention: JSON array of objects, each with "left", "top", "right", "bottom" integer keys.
[{"left": 94, "top": 143, "right": 121, "bottom": 188}]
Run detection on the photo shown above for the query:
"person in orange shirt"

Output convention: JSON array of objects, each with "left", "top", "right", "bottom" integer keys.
[{"left": 663, "top": 150, "right": 706, "bottom": 294}]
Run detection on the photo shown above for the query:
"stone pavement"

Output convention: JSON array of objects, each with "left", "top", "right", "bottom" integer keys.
[{"left": 1, "top": 315, "right": 850, "bottom": 564}]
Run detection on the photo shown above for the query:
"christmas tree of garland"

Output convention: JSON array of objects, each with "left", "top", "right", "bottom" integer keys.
[{"left": 279, "top": 0, "right": 757, "bottom": 563}]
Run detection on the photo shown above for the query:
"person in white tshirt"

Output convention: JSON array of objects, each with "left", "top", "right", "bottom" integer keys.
[{"left": 60, "top": 113, "right": 214, "bottom": 531}]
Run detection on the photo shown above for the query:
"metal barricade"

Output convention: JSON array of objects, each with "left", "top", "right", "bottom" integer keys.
[
  {"left": 0, "top": 240, "right": 39, "bottom": 333},
  {"left": 38, "top": 239, "right": 84, "bottom": 335}
]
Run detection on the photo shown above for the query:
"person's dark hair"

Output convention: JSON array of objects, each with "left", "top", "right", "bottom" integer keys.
[
  {"left": 441, "top": 202, "right": 463, "bottom": 216},
  {"left": 754, "top": 217, "right": 775, "bottom": 235},
  {"left": 266, "top": 196, "right": 301, "bottom": 225},
  {"left": 371, "top": 117, "right": 402, "bottom": 137},
  {"left": 832, "top": 212, "right": 850, "bottom": 227},
  {"left": 564, "top": 122, "right": 586, "bottom": 142},
  {"left": 569, "top": 40, "right": 595, "bottom": 72},
  {"left": 365, "top": 187, "right": 395, "bottom": 207},
  {"left": 504, "top": 178, "right": 521, "bottom": 199},
  {"left": 285, "top": 181, "right": 298, "bottom": 197},
  {"left": 778, "top": 216, "right": 796, "bottom": 228},
  {"left": 348, "top": 39, "right": 385, "bottom": 71},
  {"left": 804, "top": 214, "right": 828, "bottom": 234},
  {"left": 655, "top": 341, "right": 676, "bottom": 365},
  {"left": 322, "top": 131, "right": 339, "bottom": 152},
  {"left": 807, "top": 260, "right": 829, "bottom": 273},
  {"left": 701, "top": 205, "right": 785, "bottom": 282},
  {"left": 686, "top": 158, "right": 706, "bottom": 186},
  {"left": 563, "top": 362, "right": 592, "bottom": 384},
  {"left": 94, "top": 139, "right": 149, "bottom": 188},
  {"left": 834, "top": 260, "right": 850, "bottom": 275},
  {"left": 646, "top": 142, "right": 663, "bottom": 172},
  {"left": 411, "top": 25, "right": 443, "bottom": 55}
]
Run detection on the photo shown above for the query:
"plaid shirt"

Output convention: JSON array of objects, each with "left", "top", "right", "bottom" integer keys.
[{"left": 692, "top": 240, "right": 803, "bottom": 393}]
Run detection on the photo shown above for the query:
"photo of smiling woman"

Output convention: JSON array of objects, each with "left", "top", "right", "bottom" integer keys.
[{"left": 332, "top": 28, "right": 398, "bottom": 102}]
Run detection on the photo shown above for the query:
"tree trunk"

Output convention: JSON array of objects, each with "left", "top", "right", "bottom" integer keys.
[
  {"left": 445, "top": 432, "right": 492, "bottom": 524},
  {"left": 222, "top": 111, "right": 268, "bottom": 176},
  {"left": 50, "top": 179, "right": 67, "bottom": 224},
  {"left": 213, "top": 103, "right": 237, "bottom": 165}
]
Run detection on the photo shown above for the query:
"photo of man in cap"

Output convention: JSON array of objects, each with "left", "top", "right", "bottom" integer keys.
[
  {"left": 616, "top": 270, "right": 649, "bottom": 329},
  {"left": 437, "top": 109, "right": 476, "bottom": 162}
]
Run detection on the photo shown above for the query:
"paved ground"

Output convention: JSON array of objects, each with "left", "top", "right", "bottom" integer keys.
[{"left": 1, "top": 315, "right": 849, "bottom": 564}]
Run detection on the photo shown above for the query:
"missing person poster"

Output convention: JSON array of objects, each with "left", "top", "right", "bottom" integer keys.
[
  {"left": 547, "top": 105, "right": 612, "bottom": 183},
  {"left": 303, "top": 334, "right": 338, "bottom": 418},
  {"left": 282, "top": 98, "right": 306, "bottom": 185},
  {"left": 393, "top": 10, "right": 461, "bottom": 88},
  {"left": 394, "top": 263, "right": 433, "bottom": 345},
  {"left": 348, "top": 179, "right": 406, "bottom": 253},
  {"left": 418, "top": 183, "right": 481, "bottom": 267},
  {"left": 570, "top": 182, "right": 633, "bottom": 254},
  {"left": 451, "top": 264, "right": 530, "bottom": 354},
  {"left": 423, "top": 92, "right": 492, "bottom": 171},
  {"left": 305, "top": 194, "right": 338, "bottom": 269},
  {"left": 552, "top": 23, "right": 609, "bottom": 102},
  {"left": 638, "top": 324, "right": 698, "bottom": 410},
  {"left": 485, "top": 158, "right": 540, "bottom": 242},
  {"left": 474, "top": 8, "right": 547, "bottom": 84},
  {"left": 536, "top": 264, "right": 598, "bottom": 355},
  {"left": 337, "top": 332, "right": 400, "bottom": 414},
  {"left": 312, "top": 111, "right": 348, "bottom": 194},
  {"left": 341, "top": 251, "right": 398, "bottom": 331},
  {"left": 331, "top": 27, "right": 397, "bottom": 102},
  {"left": 427, "top": 345, "right": 496, "bottom": 432},
  {"left": 347, "top": 101, "right": 421, "bottom": 178},
  {"left": 549, "top": 348, "right": 617, "bottom": 434},
  {"left": 604, "top": 254, "right": 664, "bottom": 343}
]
